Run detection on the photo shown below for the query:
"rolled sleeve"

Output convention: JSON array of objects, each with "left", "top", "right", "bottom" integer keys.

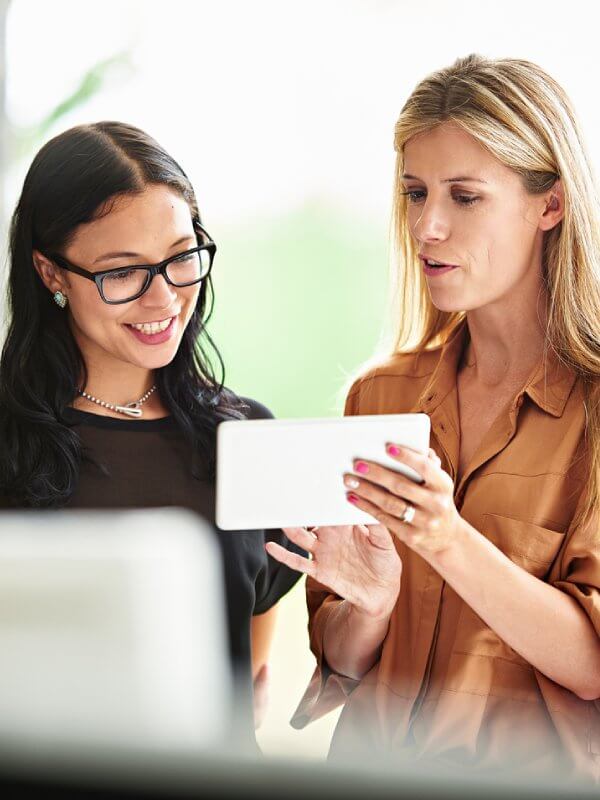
[
  {"left": 552, "top": 505, "right": 600, "bottom": 635},
  {"left": 290, "top": 577, "right": 360, "bottom": 729},
  {"left": 551, "top": 505, "right": 600, "bottom": 711}
]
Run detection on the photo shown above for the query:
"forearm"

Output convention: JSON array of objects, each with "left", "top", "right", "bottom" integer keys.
[
  {"left": 425, "top": 520, "right": 600, "bottom": 700},
  {"left": 251, "top": 605, "right": 278, "bottom": 677},
  {"left": 323, "top": 600, "right": 392, "bottom": 681}
]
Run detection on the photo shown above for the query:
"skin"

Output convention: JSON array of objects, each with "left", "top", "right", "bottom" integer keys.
[
  {"left": 267, "top": 122, "right": 600, "bottom": 699},
  {"left": 34, "top": 184, "right": 278, "bottom": 720},
  {"left": 33, "top": 185, "right": 201, "bottom": 419},
  {"left": 251, "top": 607, "right": 278, "bottom": 728}
]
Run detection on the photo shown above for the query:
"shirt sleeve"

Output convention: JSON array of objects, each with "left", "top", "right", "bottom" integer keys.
[
  {"left": 552, "top": 504, "right": 600, "bottom": 639},
  {"left": 290, "top": 380, "right": 363, "bottom": 728},
  {"left": 252, "top": 527, "right": 306, "bottom": 615},
  {"left": 551, "top": 499, "right": 600, "bottom": 711}
]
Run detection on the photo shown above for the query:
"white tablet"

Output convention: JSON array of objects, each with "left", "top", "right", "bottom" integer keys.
[{"left": 216, "top": 413, "right": 430, "bottom": 530}]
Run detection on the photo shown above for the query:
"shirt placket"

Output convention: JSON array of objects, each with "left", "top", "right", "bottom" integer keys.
[
  {"left": 404, "top": 392, "right": 459, "bottom": 733},
  {"left": 404, "top": 363, "right": 525, "bottom": 738}
]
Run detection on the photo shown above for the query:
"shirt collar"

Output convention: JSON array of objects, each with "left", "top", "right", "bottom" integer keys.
[
  {"left": 414, "top": 317, "right": 577, "bottom": 419},
  {"left": 524, "top": 351, "right": 578, "bottom": 417},
  {"left": 414, "top": 319, "right": 468, "bottom": 415}
]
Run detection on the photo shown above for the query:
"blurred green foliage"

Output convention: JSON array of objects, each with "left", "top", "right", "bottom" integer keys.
[
  {"left": 11, "top": 53, "right": 134, "bottom": 161},
  {"left": 209, "top": 202, "right": 390, "bottom": 418}
]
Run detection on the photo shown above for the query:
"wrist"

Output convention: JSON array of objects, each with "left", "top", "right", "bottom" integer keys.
[
  {"left": 422, "top": 516, "right": 472, "bottom": 572},
  {"left": 348, "top": 591, "right": 398, "bottom": 625}
]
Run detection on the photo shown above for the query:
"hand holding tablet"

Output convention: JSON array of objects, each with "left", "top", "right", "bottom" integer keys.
[{"left": 216, "top": 413, "right": 430, "bottom": 530}]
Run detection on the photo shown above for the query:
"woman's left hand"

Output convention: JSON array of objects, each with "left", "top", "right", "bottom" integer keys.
[{"left": 343, "top": 444, "right": 462, "bottom": 554}]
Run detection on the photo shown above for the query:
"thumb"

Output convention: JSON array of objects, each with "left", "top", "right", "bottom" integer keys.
[{"left": 365, "top": 524, "right": 395, "bottom": 549}]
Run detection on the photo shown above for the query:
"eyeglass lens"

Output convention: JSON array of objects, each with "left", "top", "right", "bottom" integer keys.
[{"left": 101, "top": 249, "right": 212, "bottom": 302}]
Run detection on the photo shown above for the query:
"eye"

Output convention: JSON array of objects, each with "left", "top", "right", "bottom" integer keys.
[
  {"left": 172, "top": 251, "right": 196, "bottom": 264},
  {"left": 453, "top": 193, "right": 480, "bottom": 206},
  {"left": 400, "top": 189, "right": 426, "bottom": 203}
]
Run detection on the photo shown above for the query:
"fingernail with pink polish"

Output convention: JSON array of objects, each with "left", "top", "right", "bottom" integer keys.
[
  {"left": 354, "top": 461, "right": 369, "bottom": 474},
  {"left": 347, "top": 493, "right": 359, "bottom": 504},
  {"left": 386, "top": 444, "right": 401, "bottom": 456}
]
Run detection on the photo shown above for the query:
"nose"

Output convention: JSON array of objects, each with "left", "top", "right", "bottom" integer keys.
[
  {"left": 411, "top": 199, "right": 450, "bottom": 245},
  {"left": 139, "top": 272, "right": 178, "bottom": 309}
]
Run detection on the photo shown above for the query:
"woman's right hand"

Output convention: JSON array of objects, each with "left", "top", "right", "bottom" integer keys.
[{"left": 265, "top": 524, "right": 402, "bottom": 620}]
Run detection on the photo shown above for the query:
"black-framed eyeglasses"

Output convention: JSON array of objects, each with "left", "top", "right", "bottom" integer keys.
[{"left": 45, "top": 221, "right": 216, "bottom": 305}]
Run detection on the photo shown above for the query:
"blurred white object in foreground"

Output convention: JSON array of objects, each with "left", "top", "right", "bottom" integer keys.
[{"left": 0, "top": 508, "right": 231, "bottom": 755}]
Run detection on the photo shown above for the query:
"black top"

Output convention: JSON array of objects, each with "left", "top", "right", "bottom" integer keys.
[
  {"left": 30, "top": 398, "right": 304, "bottom": 743},
  {"left": 60, "top": 399, "right": 302, "bottom": 635}
]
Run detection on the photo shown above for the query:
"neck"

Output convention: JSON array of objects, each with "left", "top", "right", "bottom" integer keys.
[
  {"left": 69, "top": 321, "right": 170, "bottom": 419},
  {"left": 72, "top": 359, "right": 167, "bottom": 420},
  {"left": 462, "top": 289, "right": 548, "bottom": 389}
]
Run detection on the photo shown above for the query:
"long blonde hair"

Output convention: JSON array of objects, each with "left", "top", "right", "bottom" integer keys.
[{"left": 390, "top": 54, "right": 600, "bottom": 529}]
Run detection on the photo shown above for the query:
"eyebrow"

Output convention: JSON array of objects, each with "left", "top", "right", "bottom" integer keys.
[
  {"left": 402, "top": 173, "right": 488, "bottom": 184},
  {"left": 92, "top": 234, "right": 196, "bottom": 264}
]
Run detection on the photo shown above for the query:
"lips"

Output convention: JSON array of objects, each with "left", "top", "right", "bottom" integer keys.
[
  {"left": 124, "top": 316, "right": 177, "bottom": 345},
  {"left": 420, "top": 256, "right": 459, "bottom": 277},
  {"left": 419, "top": 255, "right": 459, "bottom": 269}
]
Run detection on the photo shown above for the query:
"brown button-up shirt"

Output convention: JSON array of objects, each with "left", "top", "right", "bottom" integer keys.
[{"left": 291, "top": 319, "right": 600, "bottom": 784}]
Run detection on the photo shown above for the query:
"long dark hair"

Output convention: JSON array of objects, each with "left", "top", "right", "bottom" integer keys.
[{"left": 0, "top": 121, "right": 246, "bottom": 507}]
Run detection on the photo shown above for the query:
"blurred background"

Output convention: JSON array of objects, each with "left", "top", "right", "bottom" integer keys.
[{"left": 0, "top": 0, "right": 598, "bottom": 762}]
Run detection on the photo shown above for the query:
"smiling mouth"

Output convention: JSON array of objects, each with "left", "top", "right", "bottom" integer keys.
[{"left": 125, "top": 316, "right": 175, "bottom": 334}]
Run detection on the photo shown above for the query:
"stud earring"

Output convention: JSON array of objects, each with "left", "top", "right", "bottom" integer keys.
[{"left": 53, "top": 291, "right": 68, "bottom": 309}]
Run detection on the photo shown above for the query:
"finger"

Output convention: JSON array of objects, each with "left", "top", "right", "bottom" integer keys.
[
  {"left": 383, "top": 445, "right": 450, "bottom": 490},
  {"left": 428, "top": 447, "right": 442, "bottom": 465},
  {"left": 345, "top": 468, "right": 432, "bottom": 511},
  {"left": 364, "top": 523, "right": 396, "bottom": 550},
  {"left": 348, "top": 494, "right": 427, "bottom": 549},
  {"left": 347, "top": 485, "right": 428, "bottom": 529},
  {"left": 355, "top": 498, "right": 439, "bottom": 552},
  {"left": 265, "top": 541, "right": 315, "bottom": 576},
  {"left": 281, "top": 526, "right": 316, "bottom": 553}
]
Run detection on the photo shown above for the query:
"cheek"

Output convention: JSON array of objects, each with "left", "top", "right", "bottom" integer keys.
[
  {"left": 477, "top": 208, "right": 535, "bottom": 270},
  {"left": 180, "top": 286, "right": 201, "bottom": 320},
  {"left": 406, "top": 207, "right": 420, "bottom": 237},
  {"left": 67, "top": 286, "right": 124, "bottom": 336}
]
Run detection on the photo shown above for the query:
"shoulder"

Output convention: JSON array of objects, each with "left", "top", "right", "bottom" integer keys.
[{"left": 345, "top": 347, "right": 443, "bottom": 415}]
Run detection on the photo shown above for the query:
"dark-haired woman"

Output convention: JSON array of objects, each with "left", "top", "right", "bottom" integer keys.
[{"left": 0, "top": 121, "right": 303, "bottom": 747}]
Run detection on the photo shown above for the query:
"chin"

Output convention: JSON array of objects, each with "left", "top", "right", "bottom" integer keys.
[
  {"left": 429, "top": 296, "right": 464, "bottom": 313},
  {"left": 127, "top": 344, "right": 180, "bottom": 370}
]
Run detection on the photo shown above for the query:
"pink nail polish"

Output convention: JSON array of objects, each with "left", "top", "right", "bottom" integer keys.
[
  {"left": 347, "top": 493, "right": 359, "bottom": 504},
  {"left": 387, "top": 444, "right": 401, "bottom": 456},
  {"left": 355, "top": 461, "right": 369, "bottom": 474}
]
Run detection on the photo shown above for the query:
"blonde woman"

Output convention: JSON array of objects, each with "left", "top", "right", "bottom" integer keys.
[{"left": 267, "top": 55, "right": 600, "bottom": 782}]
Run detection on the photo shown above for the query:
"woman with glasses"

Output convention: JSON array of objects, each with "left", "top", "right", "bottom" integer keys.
[
  {"left": 0, "top": 121, "right": 303, "bottom": 746},
  {"left": 268, "top": 55, "right": 600, "bottom": 783}
]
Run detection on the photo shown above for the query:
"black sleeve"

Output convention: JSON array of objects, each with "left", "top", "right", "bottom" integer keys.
[{"left": 239, "top": 397, "right": 307, "bottom": 615}]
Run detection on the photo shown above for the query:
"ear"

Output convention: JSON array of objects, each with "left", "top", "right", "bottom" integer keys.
[
  {"left": 32, "top": 250, "right": 68, "bottom": 296},
  {"left": 539, "top": 179, "right": 565, "bottom": 232}
]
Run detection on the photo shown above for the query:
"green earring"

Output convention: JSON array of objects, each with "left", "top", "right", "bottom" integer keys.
[{"left": 53, "top": 291, "right": 68, "bottom": 309}]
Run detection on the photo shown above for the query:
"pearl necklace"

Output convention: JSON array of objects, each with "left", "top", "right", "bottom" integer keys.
[{"left": 77, "top": 385, "right": 157, "bottom": 418}]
